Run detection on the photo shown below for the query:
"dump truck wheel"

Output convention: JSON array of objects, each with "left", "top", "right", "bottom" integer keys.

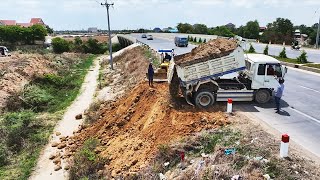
[
  {"left": 255, "top": 89, "right": 270, "bottom": 104},
  {"left": 195, "top": 90, "right": 215, "bottom": 108}
]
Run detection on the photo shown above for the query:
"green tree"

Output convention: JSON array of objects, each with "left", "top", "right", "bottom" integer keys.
[
  {"left": 248, "top": 44, "right": 256, "bottom": 53},
  {"left": 46, "top": 25, "right": 54, "bottom": 34},
  {"left": 82, "top": 38, "right": 107, "bottom": 54},
  {"left": 279, "top": 47, "right": 287, "bottom": 58},
  {"left": 52, "top": 37, "right": 70, "bottom": 54},
  {"left": 297, "top": 50, "right": 308, "bottom": 63},
  {"left": 244, "top": 20, "right": 260, "bottom": 39},
  {"left": 73, "top": 37, "right": 83, "bottom": 53},
  {"left": 199, "top": 38, "right": 202, "bottom": 43},
  {"left": 208, "top": 26, "right": 235, "bottom": 37},
  {"left": 193, "top": 24, "right": 208, "bottom": 34},
  {"left": 30, "top": 24, "right": 47, "bottom": 43},
  {"left": 263, "top": 45, "right": 269, "bottom": 55},
  {"left": 261, "top": 18, "right": 294, "bottom": 44},
  {"left": 193, "top": 37, "right": 197, "bottom": 42},
  {"left": 203, "top": 39, "right": 207, "bottom": 43},
  {"left": 177, "top": 23, "right": 194, "bottom": 33}
]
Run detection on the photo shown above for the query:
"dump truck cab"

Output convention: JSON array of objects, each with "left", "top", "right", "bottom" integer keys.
[{"left": 245, "top": 54, "right": 287, "bottom": 90}]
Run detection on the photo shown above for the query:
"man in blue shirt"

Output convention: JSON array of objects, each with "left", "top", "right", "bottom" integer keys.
[{"left": 275, "top": 78, "right": 285, "bottom": 113}]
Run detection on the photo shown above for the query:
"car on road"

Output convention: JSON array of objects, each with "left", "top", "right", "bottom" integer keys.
[
  {"left": 147, "top": 35, "right": 153, "bottom": 40},
  {"left": 175, "top": 36, "right": 188, "bottom": 47},
  {"left": 141, "top": 34, "right": 147, "bottom": 38}
]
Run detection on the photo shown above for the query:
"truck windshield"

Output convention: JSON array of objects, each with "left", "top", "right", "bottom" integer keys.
[{"left": 180, "top": 38, "right": 187, "bottom": 41}]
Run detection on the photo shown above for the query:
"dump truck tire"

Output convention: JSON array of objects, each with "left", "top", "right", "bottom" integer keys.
[
  {"left": 255, "top": 89, "right": 271, "bottom": 104},
  {"left": 194, "top": 90, "right": 215, "bottom": 108}
]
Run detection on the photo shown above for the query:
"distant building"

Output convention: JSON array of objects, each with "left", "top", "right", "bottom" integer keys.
[
  {"left": 30, "top": 18, "right": 45, "bottom": 26},
  {"left": 0, "top": 21, "right": 3, "bottom": 26},
  {"left": 153, "top": 27, "right": 162, "bottom": 33},
  {"left": 225, "top": 23, "right": 235, "bottom": 29},
  {"left": 0, "top": 20, "right": 17, "bottom": 26},
  {"left": 17, "top": 23, "right": 33, "bottom": 28},
  {"left": 88, "top": 27, "right": 98, "bottom": 33},
  {"left": 259, "top": 27, "right": 267, "bottom": 36},
  {"left": 0, "top": 18, "right": 46, "bottom": 27}
]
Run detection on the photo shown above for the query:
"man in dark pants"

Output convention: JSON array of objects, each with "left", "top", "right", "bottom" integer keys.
[
  {"left": 275, "top": 78, "right": 285, "bottom": 113},
  {"left": 148, "top": 63, "right": 154, "bottom": 87}
]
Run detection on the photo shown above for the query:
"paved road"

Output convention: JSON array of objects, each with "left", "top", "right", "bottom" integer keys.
[
  {"left": 244, "top": 43, "right": 320, "bottom": 63},
  {"left": 132, "top": 34, "right": 197, "bottom": 55},
  {"left": 130, "top": 33, "right": 320, "bottom": 157}
]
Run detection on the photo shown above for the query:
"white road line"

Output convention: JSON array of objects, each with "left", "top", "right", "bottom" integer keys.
[
  {"left": 289, "top": 107, "right": 320, "bottom": 124},
  {"left": 299, "top": 85, "right": 320, "bottom": 94}
]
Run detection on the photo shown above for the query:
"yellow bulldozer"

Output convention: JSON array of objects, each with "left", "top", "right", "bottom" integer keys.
[{"left": 146, "top": 49, "right": 174, "bottom": 82}]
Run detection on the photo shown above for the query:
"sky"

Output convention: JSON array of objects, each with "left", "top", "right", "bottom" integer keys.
[{"left": 0, "top": 0, "right": 320, "bottom": 30}]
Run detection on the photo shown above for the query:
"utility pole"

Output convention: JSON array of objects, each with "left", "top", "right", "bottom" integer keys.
[
  {"left": 101, "top": 0, "right": 114, "bottom": 70},
  {"left": 316, "top": 15, "right": 320, "bottom": 49}
]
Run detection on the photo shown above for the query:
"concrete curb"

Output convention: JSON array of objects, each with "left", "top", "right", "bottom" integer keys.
[{"left": 281, "top": 62, "right": 320, "bottom": 74}]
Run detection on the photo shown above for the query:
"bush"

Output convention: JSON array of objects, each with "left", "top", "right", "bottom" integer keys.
[
  {"left": 69, "top": 138, "right": 107, "bottom": 180},
  {"left": 3, "top": 111, "right": 36, "bottom": 152},
  {"left": 203, "top": 39, "right": 207, "bottom": 43},
  {"left": 279, "top": 47, "right": 287, "bottom": 58},
  {"left": 52, "top": 37, "right": 70, "bottom": 54},
  {"left": 82, "top": 38, "right": 107, "bottom": 54},
  {"left": 263, "top": 45, "right": 269, "bottom": 55},
  {"left": 193, "top": 37, "right": 197, "bottom": 42},
  {"left": 22, "top": 85, "right": 54, "bottom": 112},
  {"left": 248, "top": 44, "right": 256, "bottom": 53},
  {"left": 297, "top": 50, "right": 308, "bottom": 63},
  {"left": 112, "top": 43, "right": 122, "bottom": 52},
  {"left": 198, "top": 38, "right": 202, "bottom": 43},
  {"left": 0, "top": 143, "right": 9, "bottom": 166}
]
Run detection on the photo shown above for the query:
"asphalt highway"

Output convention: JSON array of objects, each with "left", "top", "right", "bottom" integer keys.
[{"left": 131, "top": 33, "right": 320, "bottom": 157}]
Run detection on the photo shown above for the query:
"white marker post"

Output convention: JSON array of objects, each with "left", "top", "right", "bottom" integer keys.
[
  {"left": 280, "top": 134, "right": 290, "bottom": 158},
  {"left": 227, "top": 98, "right": 233, "bottom": 113}
]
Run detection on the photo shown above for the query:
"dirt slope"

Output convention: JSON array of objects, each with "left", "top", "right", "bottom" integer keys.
[{"left": 67, "top": 82, "right": 228, "bottom": 176}]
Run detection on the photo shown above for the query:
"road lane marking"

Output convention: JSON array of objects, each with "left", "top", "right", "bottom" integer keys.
[
  {"left": 289, "top": 107, "right": 320, "bottom": 124},
  {"left": 299, "top": 85, "right": 320, "bottom": 94}
]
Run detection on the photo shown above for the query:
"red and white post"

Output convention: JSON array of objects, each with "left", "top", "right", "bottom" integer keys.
[
  {"left": 227, "top": 98, "right": 233, "bottom": 113},
  {"left": 280, "top": 134, "right": 290, "bottom": 158}
]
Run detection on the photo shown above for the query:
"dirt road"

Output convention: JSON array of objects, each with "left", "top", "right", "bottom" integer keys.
[{"left": 29, "top": 57, "right": 101, "bottom": 180}]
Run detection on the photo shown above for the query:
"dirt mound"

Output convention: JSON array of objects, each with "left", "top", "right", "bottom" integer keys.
[
  {"left": 175, "top": 38, "right": 237, "bottom": 67},
  {"left": 68, "top": 82, "right": 228, "bottom": 177},
  {"left": 0, "top": 53, "right": 87, "bottom": 110}
]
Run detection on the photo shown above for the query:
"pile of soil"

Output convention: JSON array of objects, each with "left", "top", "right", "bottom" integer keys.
[
  {"left": 67, "top": 82, "right": 228, "bottom": 177},
  {"left": 175, "top": 38, "right": 238, "bottom": 67},
  {"left": 0, "top": 53, "right": 87, "bottom": 110}
]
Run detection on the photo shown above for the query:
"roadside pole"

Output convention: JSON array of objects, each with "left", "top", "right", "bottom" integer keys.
[
  {"left": 316, "top": 15, "right": 320, "bottom": 49},
  {"left": 101, "top": 0, "right": 114, "bottom": 70}
]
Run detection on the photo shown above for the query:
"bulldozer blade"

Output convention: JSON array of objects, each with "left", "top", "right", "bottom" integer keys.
[{"left": 146, "top": 73, "right": 168, "bottom": 82}]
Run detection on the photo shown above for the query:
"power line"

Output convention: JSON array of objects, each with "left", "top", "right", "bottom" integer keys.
[{"left": 101, "top": 0, "right": 114, "bottom": 70}]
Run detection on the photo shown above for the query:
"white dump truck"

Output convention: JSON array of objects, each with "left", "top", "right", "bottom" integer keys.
[{"left": 168, "top": 42, "right": 287, "bottom": 108}]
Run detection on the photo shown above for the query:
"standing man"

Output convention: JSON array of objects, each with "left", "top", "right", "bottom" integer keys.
[
  {"left": 148, "top": 62, "right": 154, "bottom": 87},
  {"left": 275, "top": 78, "right": 285, "bottom": 113}
]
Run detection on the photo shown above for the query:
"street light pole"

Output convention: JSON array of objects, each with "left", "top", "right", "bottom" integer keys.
[
  {"left": 316, "top": 15, "right": 320, "bottom": 49},
  {"left": 101, "top": 0, "right": 114, "bottom": 70}
]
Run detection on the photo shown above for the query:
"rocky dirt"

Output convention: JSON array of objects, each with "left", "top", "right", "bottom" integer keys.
[
  {"left": 65, "top": 82, "right": 228, "bottom": 178},
  {"left": 175, "top": 38, "right": 237, "bottom": 67}
]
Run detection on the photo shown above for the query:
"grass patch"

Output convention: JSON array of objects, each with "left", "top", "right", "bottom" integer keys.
[
  {"left": 143, "top": 47, "right": 161, "bottom": 68},
  {"left": 0, "top": 55, "right": 95, "bottom": 180},
  {"left": 69, "top": 138, "right": 108, "bottom": 180},
  {"left": 304, "top": 63, "right": 320, "bottom": 69},
  {"left": 275, "top": 57, "right": 308, "bottom": 64}
]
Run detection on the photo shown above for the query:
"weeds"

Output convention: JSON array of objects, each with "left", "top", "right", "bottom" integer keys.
[
  {"left": 0, "top": 55, "right": 95, "bottom": 180},
  {"left": 69, "top": 138, "right": 108, "bottom": 180}
]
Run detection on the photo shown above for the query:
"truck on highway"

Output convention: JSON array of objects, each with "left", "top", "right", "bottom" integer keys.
[
  {"left": 175, "top": 36, "right": 188, "bottom": 47},
  {"left": 168, "top": 40, "right": 287, "bottom": 108}
]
